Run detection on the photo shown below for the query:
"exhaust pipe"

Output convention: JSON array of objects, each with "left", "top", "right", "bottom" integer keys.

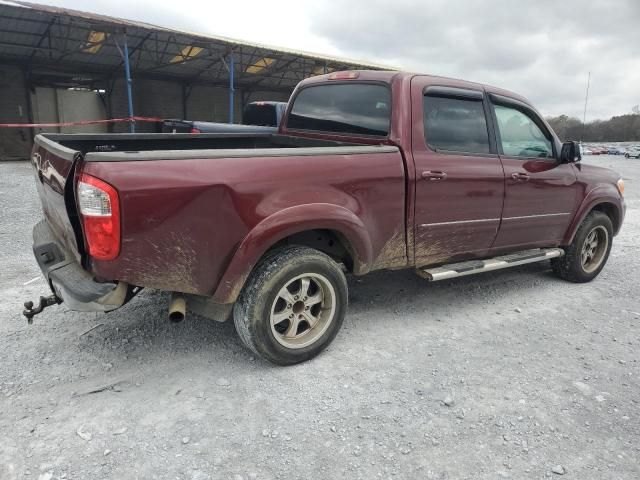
[{"left": 168, "top": 294, "right": 186, "bottom": 322}]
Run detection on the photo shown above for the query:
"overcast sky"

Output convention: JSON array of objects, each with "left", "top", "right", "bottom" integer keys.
[{"left": 39, "top": 0, "right": 640, "bottom": 120}]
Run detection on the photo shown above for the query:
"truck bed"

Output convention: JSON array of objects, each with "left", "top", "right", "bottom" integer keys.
[
  {"left": 31, "top": 132, "right": 405, "bottom": 303},
  {"left": 36, "top": 132, "right": 357, "bottom": 161}
]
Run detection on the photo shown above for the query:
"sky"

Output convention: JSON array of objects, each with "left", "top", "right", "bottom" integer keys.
[{"left": 37, "top": 0, "right": 640, "bottom": 120}]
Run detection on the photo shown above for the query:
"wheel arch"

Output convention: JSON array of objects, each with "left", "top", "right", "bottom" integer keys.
[
  {"left": 590, "top": 202, "right": 621, "bottom": 232},
  {"left": 563, "top": 188, "right": 623, "bottom": 245},
  {"left": 212, "top": 203, "right": 373, "bottom": 304}
]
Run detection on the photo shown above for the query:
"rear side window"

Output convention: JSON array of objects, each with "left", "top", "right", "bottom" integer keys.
[
  {"left": 286, "top": 83, "right": 390, "bottom": 136},
  {"left": 424, "top": 95, "right": 490, "bottom": 154}
]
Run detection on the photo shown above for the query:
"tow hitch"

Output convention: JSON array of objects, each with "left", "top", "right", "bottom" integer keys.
[{"left": 23, "top": 294, "right": 61, "bottom": 324}]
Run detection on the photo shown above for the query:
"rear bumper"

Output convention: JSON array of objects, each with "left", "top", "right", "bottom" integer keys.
[{"left": 32, "top": 220, "right": 129, "bottom": 312}]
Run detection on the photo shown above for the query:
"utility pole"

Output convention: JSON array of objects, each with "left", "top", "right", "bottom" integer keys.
[{"left": 581, "top": 71, "right": 590, "bottom": 141}]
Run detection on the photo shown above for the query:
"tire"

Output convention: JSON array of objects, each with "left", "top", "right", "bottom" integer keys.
[
  {"left": 625, "top": 153, "right": 630, "bottom": 158},
  {"left": 552, "top": 211, "right": 613, "bottom": 283},
  {"left": 233, "top": 246, "right": 348, "bottom": 365}
]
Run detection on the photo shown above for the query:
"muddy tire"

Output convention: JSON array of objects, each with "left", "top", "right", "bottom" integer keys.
[
  {"left": 552, "top": 211, "right": 613, "bottom": 283},
  {"left": 233, "top": 246, "right": 348, "bottom": 365}
]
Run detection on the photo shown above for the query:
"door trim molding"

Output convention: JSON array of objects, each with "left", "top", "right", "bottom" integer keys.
[
  {"left": 502, "top": 212, "right": 572, "bottom": 221},
  {"left": 420, "top": 218, "right": 500, "bottom": 228},
  {"left": 421, "top": 212, "right": 571, "bottom": 228}
]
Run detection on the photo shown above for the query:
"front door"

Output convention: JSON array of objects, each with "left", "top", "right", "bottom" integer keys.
[
  {"left": 488, "top": 96, "right": 579, "bottom": 250},
  {"left": 411, "top": 79, "right": 505, "bottom": 266}
]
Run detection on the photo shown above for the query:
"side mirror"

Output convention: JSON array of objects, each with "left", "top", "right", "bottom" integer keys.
[{"left": 560, "top": 141, "right": 582, "bottom": 163}]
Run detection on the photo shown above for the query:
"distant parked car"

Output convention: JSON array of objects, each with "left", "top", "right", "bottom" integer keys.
[
  {"left": 607, "top": 147, "right": 625, "bottom": 155},
  {"left": 625, "top": 149, "right": 640, "bottom": 159}
]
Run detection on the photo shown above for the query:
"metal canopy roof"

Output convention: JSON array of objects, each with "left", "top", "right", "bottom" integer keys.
[{"left": 0, "top": 1, "right": 390, "bottom": 92}]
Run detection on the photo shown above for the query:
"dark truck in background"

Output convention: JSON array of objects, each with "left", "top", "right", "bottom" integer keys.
[
  {"left": 162, "top": 101, "right": 287, "bottom": 134},
  {"left": 26, "top": 71, "right": 626, "bottom": 365}
]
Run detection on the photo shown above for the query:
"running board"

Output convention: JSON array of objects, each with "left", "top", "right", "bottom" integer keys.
[{"left": 417, "top": 248, "right": 564, "bottom": 281}]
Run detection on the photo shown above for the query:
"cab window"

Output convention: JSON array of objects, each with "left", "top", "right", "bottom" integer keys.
[
  {"left": 423, "top": 95, "right": 491, "bottom": 154},
  {"left": 493, "top": 105, "right": 553, "bottom": 158},
  {"left": 286, "top": 83, "right": 390, "bottom": 136}
]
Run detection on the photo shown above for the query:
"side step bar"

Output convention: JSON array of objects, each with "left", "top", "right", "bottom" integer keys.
[{"left": 417, "top": 248, "right": 564, "bottom": 282}]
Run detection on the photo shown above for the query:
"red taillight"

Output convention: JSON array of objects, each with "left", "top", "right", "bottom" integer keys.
[
  {"left": 190, "top": 127, "right": 201, "bottom": 134},
  {"left": 77, "top": 173, "right": 120, "bottom": 260},
  {"left": 328, "top": 71, "right": 360, "bottom": 80}
]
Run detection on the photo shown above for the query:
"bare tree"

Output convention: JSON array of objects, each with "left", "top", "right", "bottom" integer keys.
[{"left": 547, "top": 113, "right": 640, "bottom": 142}]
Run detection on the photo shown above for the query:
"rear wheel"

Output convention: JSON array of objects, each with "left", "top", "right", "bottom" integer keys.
[
  {"left": 234, "top": 246, "right": 347, "bottom": 365},
  {"left": 552, "top": 211, "right": 612, "bottom": 283}
]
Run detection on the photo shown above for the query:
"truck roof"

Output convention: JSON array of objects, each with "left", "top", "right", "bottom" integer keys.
[{"left": 297, "top": 70, "right": 532, "bottom": 107}]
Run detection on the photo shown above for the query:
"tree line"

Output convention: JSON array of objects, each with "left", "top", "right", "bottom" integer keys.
[{"left": 546, "top": 107, "right": 640, "bottom": 142}]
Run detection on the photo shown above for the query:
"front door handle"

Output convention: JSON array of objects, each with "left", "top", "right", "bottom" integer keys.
[
  {"left": 422, "top": 170, "right": 448, "bottom": 181},
  {"left": 511, "top": 172, "right": 530, "bottom": 182}
]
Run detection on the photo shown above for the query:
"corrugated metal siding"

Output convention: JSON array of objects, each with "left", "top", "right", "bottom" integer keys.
[
  {"left": 246, "top": 90, "right": 291, "bottom": 104},
  {"left": 0, "top": 65, "right": 32, "bottom": 160},
  {"left": 187, "top": 85, "right": 240, "bottom": 123}
]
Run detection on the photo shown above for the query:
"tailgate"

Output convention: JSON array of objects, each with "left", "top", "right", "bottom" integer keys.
[{"left": 31, "top": 134, "right": 83, "bottom": 262}]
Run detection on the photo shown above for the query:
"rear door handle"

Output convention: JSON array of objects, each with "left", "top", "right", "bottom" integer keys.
[
  {"left": 511, "top": 172, "right": 530, "bottom": 182},
  {"left": 422, "top": 170, "right": 448, "bottom": 181}
]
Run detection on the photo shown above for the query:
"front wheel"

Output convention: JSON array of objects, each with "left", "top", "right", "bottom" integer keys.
[
  {"left": 234, "top": 246, "right": 348, "bottom": 365},
  {"left": 552, "top": 211, "right": 613, "bottom": 283}
]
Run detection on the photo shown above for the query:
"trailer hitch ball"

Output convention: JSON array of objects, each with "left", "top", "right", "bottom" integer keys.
[{"left": 23, "top": 294, "right": 61, "bottom": 324}]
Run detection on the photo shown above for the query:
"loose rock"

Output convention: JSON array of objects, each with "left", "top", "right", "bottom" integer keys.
[{"left": 76, "top": 425, "right": 92, "bottom": 441}]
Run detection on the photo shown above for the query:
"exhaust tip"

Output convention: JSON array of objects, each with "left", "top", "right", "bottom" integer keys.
[{"left": 168, "top": 294, "right": 186, "bottom": 323}]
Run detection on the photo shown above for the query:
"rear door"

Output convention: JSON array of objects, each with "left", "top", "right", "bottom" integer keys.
[
  {"left": 411, "top": 78, "right": 505, "bottom": 266},
  {"left": 488, "top": 94, "right": 579, "bottom": 249}
]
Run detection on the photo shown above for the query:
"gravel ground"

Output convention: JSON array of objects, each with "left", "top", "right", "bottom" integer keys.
[{"left": 0, "top": 156, "right": 638, "bottom": 480}]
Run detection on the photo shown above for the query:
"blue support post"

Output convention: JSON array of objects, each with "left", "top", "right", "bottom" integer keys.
[
  {"left": 122, "top": 33, "right": 135, "bottom": 133},
  {"left": 228, "top": 54, "right": 235, "bottom": 124}
]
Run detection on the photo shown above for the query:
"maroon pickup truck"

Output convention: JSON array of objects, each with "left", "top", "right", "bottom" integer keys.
[{"left": 26, "top": 70, "right": 626, "bottom": 365}]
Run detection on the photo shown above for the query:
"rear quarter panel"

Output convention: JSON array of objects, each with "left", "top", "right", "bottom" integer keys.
[{"left": 81, "top": 149, "right": 406, "bottom": 299}]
